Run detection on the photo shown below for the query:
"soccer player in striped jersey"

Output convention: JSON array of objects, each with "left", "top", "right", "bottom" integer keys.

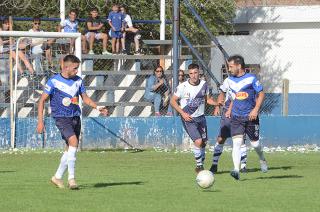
[
  {"left": 223, "top": 55, "right": 268, "bottom": 180},
  {"left": 170, "top": 63, "right": 218, "bottom": 174},
  {"left": 36, "top": 55, "right": 108, "bottom": 189}
]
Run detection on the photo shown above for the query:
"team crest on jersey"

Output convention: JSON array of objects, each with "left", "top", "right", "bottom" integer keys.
[{"left": 235, "top": 92, "right": 249, "bottom": 100}]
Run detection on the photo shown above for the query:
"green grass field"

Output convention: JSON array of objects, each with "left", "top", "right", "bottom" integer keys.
[{"left": 0, "top": 150, "right": 319, "bottom": 212}]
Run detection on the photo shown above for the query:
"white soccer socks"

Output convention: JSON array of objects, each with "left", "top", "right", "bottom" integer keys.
[
  {"left": 54, "top": 151, "right": 68, "bottom": 179},
  {"left": 193, "top": 145, "right": 203, "bottom": 167},
  {"left": 250, "top": 140, "right": 265, "bottom": 161},
  {"left": 232, "top": 137, "right": 242, "bottom": 172},
  {"left": 67, "top": 146, "right": 77, "bottom": 180}
]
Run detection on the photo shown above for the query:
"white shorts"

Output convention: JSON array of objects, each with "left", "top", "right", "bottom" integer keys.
[{"left": 85, "top": 32, "right": 103, "bottom": 41}]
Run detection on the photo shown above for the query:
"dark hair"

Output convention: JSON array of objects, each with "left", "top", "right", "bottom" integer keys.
[
  {"left": 33, "top": 16, "right": 41, "bottom": 23},
  {"left": 188, "top": 63, "right": 199, "bottom": 70},
  {"left": 120, "top": 4, "right": 128, "bottom": 12},
  {"left": 69, "top": 9, "right": 78, "bottom": 15},
  {"left": 2, "top": 17, "right": 9, "bottom": 25},
  {"left": 228, "top": 55, "right": 245, "bottom": 69},
  {"left": 63, "top": 54, "right": 81, "bottom": 64},
  {"left": 154, "top": 65, "right": 164, "bottom": 74},
  {"left": 89, "top": 7, "right": 98, "bottom": 12}
]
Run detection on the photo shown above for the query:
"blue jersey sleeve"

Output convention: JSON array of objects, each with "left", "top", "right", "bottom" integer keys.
[
  {"left": 252, "top": 76, "right": 263, "bottom": 92},
  {"left": 107, "top": 12, "right": 113, "bottom": 22},
  {"left": 79, "top": 80, "right": 86, "bottom": 94},
  {"left": 44, "top": 79, "right": 54, "bottom": 95}
]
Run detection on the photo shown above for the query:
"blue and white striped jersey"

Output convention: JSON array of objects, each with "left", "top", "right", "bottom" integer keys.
[
  {"left": 174, "top": 80, "right": 209, "bottom": 117},
  {"left": 60, "top": 19, "right": 79, "bottom": 33},
  {"left": 220, "top": 73, "right": 263, "bottom": 116},
  {"left": 44, "top": 74, "right": 85, "bottom": 117}
]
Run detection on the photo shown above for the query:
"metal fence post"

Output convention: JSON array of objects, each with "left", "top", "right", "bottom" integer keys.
[{"left": 282, "top": 79, "right": 289, "bottom": 116}]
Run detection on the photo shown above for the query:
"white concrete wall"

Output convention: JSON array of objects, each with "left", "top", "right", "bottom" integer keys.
[{"left": 211, "top": 6, "right": 320, "bottom": 93}]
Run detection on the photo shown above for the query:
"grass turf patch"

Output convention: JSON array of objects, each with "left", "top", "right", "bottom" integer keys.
[{"left": 0, "top": 151, "right": 319, "bottom": 211}]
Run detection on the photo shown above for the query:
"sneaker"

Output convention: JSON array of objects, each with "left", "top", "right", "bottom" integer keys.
[
  {"left": 29, "top": 74, "right": 34, "bottom": 80},
  {"left": 68, "top": 178, "right": 79, "bottom": 190},
  {"left": 155, "top": 112, "right": 161, "bottom": 116},
  {"left": 209, "top": 164, "right": 217, "bottom": 174},
  {"left": 166, "top": 112, "right": 173, "bottom": 116},
  {"left": 240, "top": 166, "right": 248, "bottom": 173},
  {"left": 102, "top": 50, "right": 112, "bottom": 55},
  {"left": 260, "top": 160, "right": 268, "bottom": 173},
  {"left": 195, "top": 165, "right": 204, "bottom": 174},
  {"left": 230, "top": 170, "right": 240, "bottom": 180},
  {"left": 20, "top": 73, "right": 28, "bottom": 78},
  {"left": 88, "top": 50, "right": 95, "bottom": 54},
  {"left": 51, "top": 176, "right": 64, "bottom": 189},
  {"left": 120, "top": 49, "right": 127, "bottom": 55}
]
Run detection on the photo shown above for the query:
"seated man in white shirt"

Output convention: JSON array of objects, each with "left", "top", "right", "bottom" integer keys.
[
  {"left": 120, "top": 5, "right": 142, "bottom": 55},
  {"left": 28, "top": 17, "right": 55, "bottom": 71}
]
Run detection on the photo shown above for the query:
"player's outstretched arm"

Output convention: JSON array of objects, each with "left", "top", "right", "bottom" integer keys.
[
  {"left": 81, "top": 93, "right": 108, "bottom": 116},
  {"left": 37, "top": 93, "right": 49, "bottom": 134}
]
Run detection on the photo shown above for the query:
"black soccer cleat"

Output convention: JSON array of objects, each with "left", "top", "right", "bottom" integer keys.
[
  {"left": 209, "top": 164, "right": 217, "bottom": 174},
  {"left": 230, "top": 170, "right": 240, "bottom": 180}
]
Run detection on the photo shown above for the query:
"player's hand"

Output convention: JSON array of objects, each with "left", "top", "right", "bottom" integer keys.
[
  {"left": 225, "top": 109, "right": 231, "bottom": 118},
  {"left": 112, "top": 26, "right": 116, "bottom": 31},
  {"left": 249, "top": 108, "right": 258, "bottom": 121},
  {"left": 97, "top": 106, "right": 108, "bottom": 116},
  {"left": 213, "top": 106, "right": 220, "bottom": 116},
  {"left": 36, "top": 121, "right": 45, "bottom": 134},
  {"left": 181, "top": 112, "right": 192, "bottom": 122},
  {"left": 158, "top": 79, "right": 164, "bottom": 85}
]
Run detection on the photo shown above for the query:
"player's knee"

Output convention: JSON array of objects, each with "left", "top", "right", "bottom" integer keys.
[
  {"left": 67, "top": 135, "right": 78, "bottom": 147},
  {"left": 250, "top": 140, "right": 260, "bottom": 148},
  {"left": 217, "top": 137, "right": 226, "bottom": 144},
  {"left": 194, "top": 139, "right": 203, "bottom": 147}
]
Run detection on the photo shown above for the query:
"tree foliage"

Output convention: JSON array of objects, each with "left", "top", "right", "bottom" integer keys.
[{"left": 0, "top": 0, "right": 236, "bottom": 44}]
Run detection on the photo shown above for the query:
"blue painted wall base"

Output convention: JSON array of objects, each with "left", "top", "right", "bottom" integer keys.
[{"left": 1, "top": 116, "right": 320, "bottom": 148}]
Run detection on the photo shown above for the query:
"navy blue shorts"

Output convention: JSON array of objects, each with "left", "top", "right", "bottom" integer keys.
[
  {"left": 55, "top": 116, "right": 81, "bottom": 143},
  {"left": 111, "top": 30, "right": 123, "bottom": 39},
  {"left": 182, "top": 115, "right": 208, "bottom": 142},
  {"left": 231, "top": 116, "right": 259, "bottom": 141},
  {"left": 218, "top": 114, "right": 231, "bottom": 138}
]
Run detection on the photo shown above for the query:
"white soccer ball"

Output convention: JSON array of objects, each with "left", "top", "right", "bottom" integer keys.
[{"left": 196, "top": 170, "right": 214, "bottom": 189}]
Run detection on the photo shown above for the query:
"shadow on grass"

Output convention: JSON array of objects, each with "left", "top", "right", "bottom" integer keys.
[
  {"left": 86, "top": 148, "right": 145, "bottom": 153},
  {"left": 0, "top": 170, "right": 16, "bottom": 173},
  {"left": 242, "top": 175, "right": 303, "bottom": 181},
  {"left": 201, "top": 189, "right": 221, "bottom": 193},
  {"left": 80, "top": 181, "right": 144, "bottom": 189},
  {"left": 215, "top": 166, "right": 293, "bottom": 175}
]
